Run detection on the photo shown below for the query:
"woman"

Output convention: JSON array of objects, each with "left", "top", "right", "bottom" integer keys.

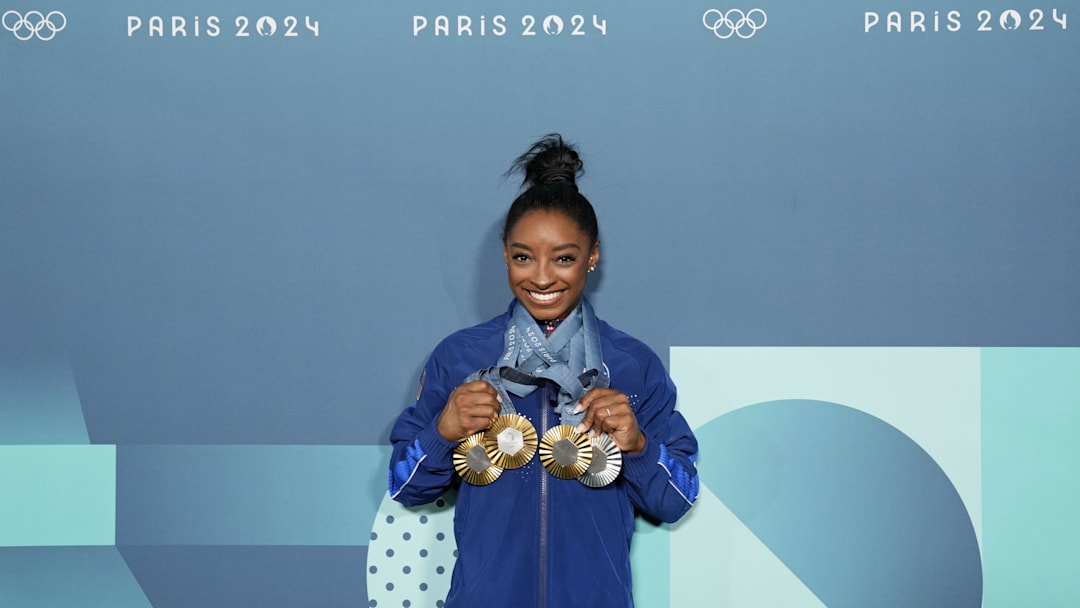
[{"left": 388, "top": 134, "right": 699, "bottom": 607}]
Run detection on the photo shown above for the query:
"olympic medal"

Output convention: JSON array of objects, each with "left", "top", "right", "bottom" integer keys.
[
  {"left": 454, "top": 432, "right": 503, "bottom": 485},
  {"left": 539, "top": 425, "right": 593, "bottom": 479},
  {"left": 578, "top": 433, "right": 622, "bottom": 488},
  {"left": 484, "top": 414, "right": 538, "bottom": 469}
]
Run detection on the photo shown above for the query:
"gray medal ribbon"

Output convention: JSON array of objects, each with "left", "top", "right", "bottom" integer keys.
[{"left": 466, "top": 298, "right": 609, "bottom": 428}]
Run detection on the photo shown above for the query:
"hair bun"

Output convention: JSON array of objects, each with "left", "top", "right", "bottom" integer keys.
[{"left": 509, "top": 133, "right": 583, "bottom": 188}]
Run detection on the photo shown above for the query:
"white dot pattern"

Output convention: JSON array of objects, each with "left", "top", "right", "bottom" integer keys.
[{"left": 368, "top": 489, "right": 458, "bottom": 607}]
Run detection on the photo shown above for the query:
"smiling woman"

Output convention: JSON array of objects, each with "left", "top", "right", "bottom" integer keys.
[
  {"left": 387, "top": 134, "right": 700, "bottom": 607},
  {"left": 503, "top": 211, "right": 596, "bottom": 322},
  {"left": 500, "top": 135, "right": 599, "bottom": 327}
]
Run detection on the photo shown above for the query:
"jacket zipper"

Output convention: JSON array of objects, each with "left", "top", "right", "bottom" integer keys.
[{"left": 538, "top": 383, "right": 550, "bottom": 608}]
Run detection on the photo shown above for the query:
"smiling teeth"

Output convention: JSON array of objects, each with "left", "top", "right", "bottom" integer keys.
[{"left": 529, "top": 291, "right": 560, "bottom": 302}]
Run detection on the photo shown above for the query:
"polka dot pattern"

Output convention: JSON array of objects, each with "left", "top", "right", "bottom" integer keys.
[{"left": 368, "top": 489, "right": 458, "bottom": 607}]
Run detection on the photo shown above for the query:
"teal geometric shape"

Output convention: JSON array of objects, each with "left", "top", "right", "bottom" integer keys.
[
  {"left": 367, "top": 490, "right": 457, "bottom": 607},
  {"left": 0, "top": 357, "right": 89, "bottom": 444},
  {"left": 669, "top": 346, "right": 982, "bottom": 608},
  {"left": 0, "top": 546, "right": 151, "bottom": 607},
  {"left": 0, "top": 445, "right": 116, "bottom": 547},
  {"left": 695, "top": 399, "right": 982, "bottom": 608},
  {"left": 630, "top": 518, "right": 670, "bottom": 607},
  {"left": 982, "top": 348, "right": 1080, "bottom": 607}
]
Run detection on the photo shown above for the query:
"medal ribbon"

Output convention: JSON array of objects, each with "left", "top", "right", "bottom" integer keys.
[{"left": 467, "top": 298, "right": 609, "bottom": 428}]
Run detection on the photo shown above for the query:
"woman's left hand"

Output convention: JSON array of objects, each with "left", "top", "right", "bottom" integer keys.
[{"left": 574, "top": 388, "right": 646, "bottom": 454}]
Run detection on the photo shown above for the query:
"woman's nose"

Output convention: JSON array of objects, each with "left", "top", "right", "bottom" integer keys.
[{"left": 530, "top": 263, "right": 554, "bottom": 288}]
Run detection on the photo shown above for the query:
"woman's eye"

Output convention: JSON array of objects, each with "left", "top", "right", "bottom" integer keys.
[
  {"left": 557, "top": 256, "right": 577, "bottom": 264},
  {"left": 512, "top": 254, "right": 530, "bottom": 262}
]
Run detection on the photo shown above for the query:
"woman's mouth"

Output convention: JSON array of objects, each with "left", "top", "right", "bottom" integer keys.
[{"left": 527, "top": 290, "right": 563, "bottom": 303}]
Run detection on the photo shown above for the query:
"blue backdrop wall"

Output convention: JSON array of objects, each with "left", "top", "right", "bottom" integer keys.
[{"left": 2, "top": 1, "right": 1078, "bottom": 606}]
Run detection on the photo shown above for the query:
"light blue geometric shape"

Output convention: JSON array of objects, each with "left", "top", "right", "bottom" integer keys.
[
  {"left": 696, "top": 400, "right": 982, "bottom": 608},
  {"left": 670, "top": 346, "right": 982, "bottom": 607},
  {"left": 367, "top": 489, "right": 457, "bottom": 607},
  {"left": 0, "top": 357, "right": 89, "bottom": 444},
  {"left": 670, "top": 489, "right": 826, "bottom": 608},
  {"left": 0, "top": 445, "right": 115, "bottom": 547},
  {"left": 630, "top": 518, "right": 670, "bottom": 607},
  {"left": 0, "top": 546, "right": 151, "bottom": 608},
  {"left": 982, "top": 348, "right": 1080, "bottom": 607}
]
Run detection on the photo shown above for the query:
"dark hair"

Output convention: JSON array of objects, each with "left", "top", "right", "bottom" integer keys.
[{"left": 502, "top": 134, "right": 599, "bottom": 247}]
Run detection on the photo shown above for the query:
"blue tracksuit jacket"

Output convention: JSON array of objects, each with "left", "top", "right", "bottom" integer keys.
[{"left": 389, "top": 305, "right": 699, "bottom": 607}]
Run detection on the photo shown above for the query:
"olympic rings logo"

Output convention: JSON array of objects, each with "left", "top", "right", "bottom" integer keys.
[
  {"left": 702, "top": 8, "right": 767, "bottom": 40},
  {"left": 2, "top": 10, "right": 67, "bottom": 41}
]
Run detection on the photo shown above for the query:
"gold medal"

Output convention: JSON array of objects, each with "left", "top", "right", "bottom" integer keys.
[
  {"left": 454, "top": 431, "right": 503, "bottom": 485},
  {"left": 578, "top": 433, "right": 622, "bottom": 488},
  {"left": 484, "top": 414, "right": 538, "bottom": 469},
  {"left": 539, "top": 425, "right": 593, "bottom": 479}
]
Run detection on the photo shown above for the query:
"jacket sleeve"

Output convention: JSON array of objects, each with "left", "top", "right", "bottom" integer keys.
[
  {"left": 388, "top": 350, "right": 460, "bottom": 506},
  {"left": 619, "top": 351, "right": 700, "bottom": 523}
]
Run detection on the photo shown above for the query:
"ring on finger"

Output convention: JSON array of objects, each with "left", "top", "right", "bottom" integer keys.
[{"left": 605, "top": 407, "right": 611, "bottom": 417}]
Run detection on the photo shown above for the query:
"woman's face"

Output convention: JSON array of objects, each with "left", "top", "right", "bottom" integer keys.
[{"left": 503, "top": 210, "right": 599, "bottom": 321}]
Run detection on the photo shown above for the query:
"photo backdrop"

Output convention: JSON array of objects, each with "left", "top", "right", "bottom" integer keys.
[{"left": 2, "top": 1, "right": 1078, "bottom": 606}]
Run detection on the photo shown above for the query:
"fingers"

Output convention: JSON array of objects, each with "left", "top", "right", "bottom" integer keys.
[
  {"left": 458, "top": 380, "right": 501, "bottom": 399},
  {"left": 573, "top": 389, "right": 646, "bottom": 453},
  {"left": 457, "top": 381, "right": 502, "bottom": 410},
  {"left": 458, "top": 382, "right": 502, "bottom": 422},
  {"left": 437, "top": 381, "right": 503, "bottom": 441},
  {"left": 573, "top": 389, "right": 629, "bottom": 437}
]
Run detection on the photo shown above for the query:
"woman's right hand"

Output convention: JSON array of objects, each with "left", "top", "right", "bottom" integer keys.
[{"left": 436, "top": 381, "right": 502, "bottom": 442}]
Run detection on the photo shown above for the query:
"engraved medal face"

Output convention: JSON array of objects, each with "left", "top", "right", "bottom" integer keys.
[
  {"left": 454, "top": 431, "right": 503, "bottom": 485},
  {"left": 484, "top": 414, "right": 538, "bottom": 469},
  {"left": 498, "top": 427, "right": 524, "bottom": 454},
  {"left": 552, "top": 439, "right": 579, "bottom": 465},
  {"left": 465, "top": 444, "right": 492, "bottom": 471},
  {"left": 579, "top": 433, "right": 622, "bottom": 487},
  {"left": 539, "top": 425, "right": 592, "bottom": 479}
]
